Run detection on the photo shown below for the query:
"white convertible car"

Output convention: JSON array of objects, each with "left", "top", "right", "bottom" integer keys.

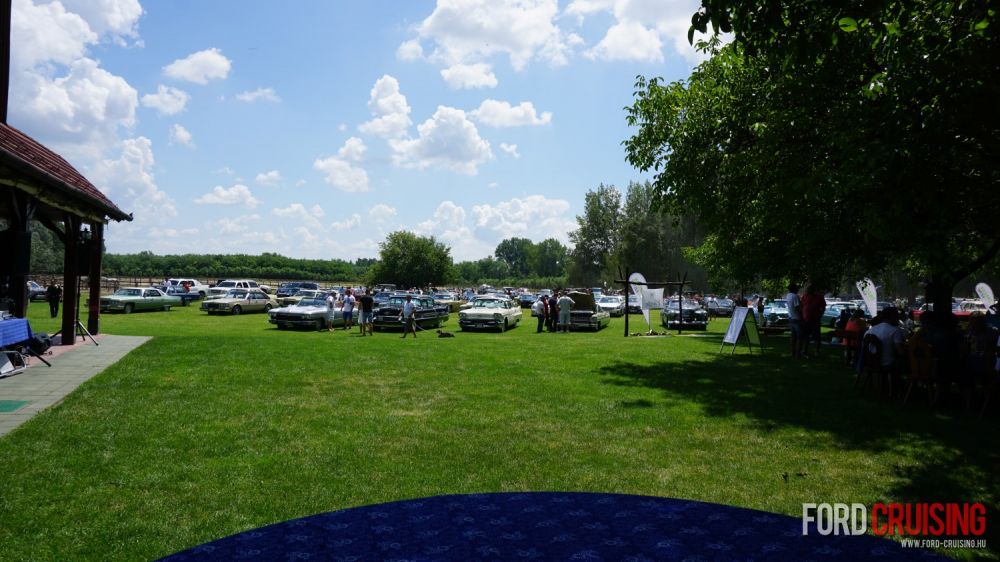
[{"left": 458, "top": 296, "right": 523, "bottom": 332}]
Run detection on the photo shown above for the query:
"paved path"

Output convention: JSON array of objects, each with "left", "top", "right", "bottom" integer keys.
[{"left": 0, "top": 335, "right": 150, "bottom": 437}]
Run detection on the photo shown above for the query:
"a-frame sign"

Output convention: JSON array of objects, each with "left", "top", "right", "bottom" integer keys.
[{"left": 720, "top": 306, "right": 762, "bottom": 355}]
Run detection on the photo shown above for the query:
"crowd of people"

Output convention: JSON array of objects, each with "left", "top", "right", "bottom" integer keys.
[
  {"left": 778, "top": 280, "right": 1000, "bottom": 411},
  {"left": 529, "top": 292, "right": 578, "bottom": 333}
]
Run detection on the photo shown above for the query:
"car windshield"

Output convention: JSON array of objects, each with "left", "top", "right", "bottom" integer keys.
[
  {"left": 293, "top": 289, "right": 318, "bottom": 297},
  {"left": 717, "top": 299, "right": 733, "bottom": 306},
  {"left": 387, "top": 297, "right": 412, "bottom": 307},
  {"left": 628, "top": 295, "right": 640, "bottom": 304},
  {"left": 217, "top": 281, "right": 236, "bottom": 288},
  {"left": 598, "top": 297, "right": 619, "bottom": 304},
  {"left": 473, "top": 299, "right": 503, "bottom": 308},
  {"left": 113, "top": 289, "right": 142, "bottom": 297},
  {"left": 226, "top": 289, "right": 248, "bottom": 298},
  {"left": 769, "top": 300, "right": 789, "bottom": 310},
  {"left": 298, "top": 298, "right": 326, "bottom": 307}
]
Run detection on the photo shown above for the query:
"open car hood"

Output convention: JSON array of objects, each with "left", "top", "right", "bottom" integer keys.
[{"left": 568, "top": 291, "right": 596, "bottom": 312}]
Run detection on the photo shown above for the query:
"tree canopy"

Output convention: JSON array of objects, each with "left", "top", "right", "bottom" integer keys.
[
  {"left": 625, "top": 0, "right": 1000, "bottom": 303},
  {"left": 366, "top": 231, "right": 453, "bottom": 288}
]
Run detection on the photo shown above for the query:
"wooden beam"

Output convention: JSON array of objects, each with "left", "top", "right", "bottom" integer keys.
[
  {"left": 87, "top": 222, "right": 103, "bottom": 335},
  {"left": 60, "top": 214, "right": 79, "bottom": 345},
  {"left": 0, "top": 174, "right": 110, "bottom": 224},
  {"left": 36, "top": 213, "right": 66, "bottom": 244},
  {"left": 8, "top": 189, "right": 34, "bottom": 317}
]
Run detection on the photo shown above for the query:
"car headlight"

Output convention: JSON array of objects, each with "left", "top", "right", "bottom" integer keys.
[
  {"left": 494, "top": 313, "right": 502, "bottom": 321},
  {"left": 459, "top": 312, "right": 467, "bottom": 319}
]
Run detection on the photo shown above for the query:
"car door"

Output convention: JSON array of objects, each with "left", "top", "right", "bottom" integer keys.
[{"left": 142, "top": 289, "right": 162, "bottom": 310}]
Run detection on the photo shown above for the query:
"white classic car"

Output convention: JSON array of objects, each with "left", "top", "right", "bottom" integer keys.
[
  {"left": 268, "top": 296, "right": 343, "bottom": 330},
  {"left": 458, "top": 296, "right": 523, "bottom": 332}
]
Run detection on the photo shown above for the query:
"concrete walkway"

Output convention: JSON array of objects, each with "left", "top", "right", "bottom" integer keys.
[{"left": 0, "top": 335, "right": 150, "bottom": 437}]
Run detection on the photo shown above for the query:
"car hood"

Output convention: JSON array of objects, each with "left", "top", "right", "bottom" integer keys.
[
  {"left": 567, "top": 291, "right": 596, "bottom": 311},
  {"left": 273, "top": 304, "right": 327, "bottom": 314}
]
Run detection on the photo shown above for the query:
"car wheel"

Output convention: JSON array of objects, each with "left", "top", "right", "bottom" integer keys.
[
  {"left": 315, "top": 319, "right": 324, "bottom": 331},
  {"left": 264, "top": 304, "right": 273, "bottom": 312},
  {"left": 124, "top": 303, "right": 134, "bottom": 314},
  {"left": 231, "top": 306, "right": 242, "bottom": 315},
  {"left": 163, "top": 305, "right": 171, "bottom": 311},
  {"left": 501, "top": 319, "right": 508, "bottom": 333},
  {"left": 198, "top": 291, "right": 206, "bottom": 298}
]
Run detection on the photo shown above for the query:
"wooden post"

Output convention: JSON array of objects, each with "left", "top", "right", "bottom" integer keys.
[
  {"left": 8, "top": 190, "right": 34, "bottom": 318},
  {"left": 60, "top": 214, "right": 79, "bottom": 345},
  {"left": 87, "top": 222, "right": 103, "bottom": 335}
]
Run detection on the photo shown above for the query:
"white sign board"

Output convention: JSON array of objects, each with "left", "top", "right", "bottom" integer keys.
[{"left": 720, "top": 307, "right": 761, "bottom": 354}]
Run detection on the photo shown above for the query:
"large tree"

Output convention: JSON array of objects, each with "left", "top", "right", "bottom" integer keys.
[
  {"left": 494, "top": 237, "right": 535, "bottom": 278},
  {"left": 625, "top": 1, "right": 1000, "bottom": 308},
  {"left": 366, "top": 231, "right": 453, "bottom": 288},
  {"left": 568, "top": 184, "right": 622, "bottom": 285},
  {"left": 531, "top": 238, "right": 569, "bottom": 278}
]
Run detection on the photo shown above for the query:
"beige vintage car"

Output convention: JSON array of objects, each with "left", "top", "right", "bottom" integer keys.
[{"left": 200, "top": 288, "right": 277, "bottom": 315}]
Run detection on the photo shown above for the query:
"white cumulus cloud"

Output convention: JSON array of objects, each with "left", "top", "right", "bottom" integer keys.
[
  {"left": 499, "top": 143, "right": 520, "bottom": 158},
  {"left": 273, "top": 203, "right": 324, "bottom": 230},
  {"left": 440, "top": 63, "right": 498, "bottom": 89},
  {"left": 414, "top": 0, "right": 575, "bottom": 70},
  {"left": 390, "top": 106, "right": 493, "bottom": 175},
  {"left": 236, "top": 87, "right": 280, "bottom": 103},
  {"left": 214, "top": 214, "right": 261, "bottom": 234},
  {"left": 358, "top": 75, "right": 412, "bottom": 139},
  {"left": 88, "top": 136, "right": 177, "bottom": 221},
  {"left": 314, "top": 137, "right": 370, "bottom": 192},
  {"left": 163, "top": 48, "right": 231, "bottom": 84},
  {"left": 331, "top": 214, "right": 361, "bottom": 231},
  {"left": 586, "top": 20, "right": 663, "bottom": 62},
  {"left": 471, "top": 99, "right": 552, "bottom": 127},
  {"left": 396, "top": 39, "right": 424, "bottom": 61},
  {"left": 141, "top": 85, "right": 190, "bottom": 116},
  {"left": 255, "top": 170, "right": 282, "bottom": 186},
  {"left": 473, "top": 195, "right": 574, "bottom": 240},
  {"left": 195, "top": 184, "right": 260, "bottom": 207},
  {"left": 169, "top": 124, "right": 194, "bottom": 147},
  {"left": 368, "top": 204, "right": 397, "bottom": 222},
  {"left": 60, "top": 0, "right": 143, "bottom": 42}
]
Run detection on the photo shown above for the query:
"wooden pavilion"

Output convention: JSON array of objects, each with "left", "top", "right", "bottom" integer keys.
[{"left": 0, "top": 0, "right": 132, "bottom": 344}]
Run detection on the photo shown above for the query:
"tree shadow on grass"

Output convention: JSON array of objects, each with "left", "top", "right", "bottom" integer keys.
[{"left": 597, "top": 355, "right": 1000, "bottom": 557}]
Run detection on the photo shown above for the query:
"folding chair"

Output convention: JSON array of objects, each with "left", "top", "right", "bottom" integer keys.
[{"left": 0, "top": 349, "right": 29, "bottom": 379}]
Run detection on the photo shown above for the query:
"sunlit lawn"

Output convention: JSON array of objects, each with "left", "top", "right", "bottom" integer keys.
[{"left": 0, "top": 302, "right": 996, "bottom": 561}]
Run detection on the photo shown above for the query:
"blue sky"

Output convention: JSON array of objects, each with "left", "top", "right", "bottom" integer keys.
[{"left": 10, "top": 0, "right": 709, "bottom": 261}]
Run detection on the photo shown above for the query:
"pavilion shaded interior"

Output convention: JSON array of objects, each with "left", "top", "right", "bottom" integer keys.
[{"left": 0, "top": 122, "right": 131, "bottom": 345}]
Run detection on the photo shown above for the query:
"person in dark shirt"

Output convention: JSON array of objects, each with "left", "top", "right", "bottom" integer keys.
[
  {"left": 546, "top": 294, "right": 558, "bottom": 332},
  {"left": 358, "top": 289, "right": 375, "bottom": 336},
  {"left": 45, "top": 283, "right": 61, "bottom": 318}
]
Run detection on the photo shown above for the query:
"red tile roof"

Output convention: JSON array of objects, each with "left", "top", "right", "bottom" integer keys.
[{"left": 0, "top": 122, "right": 131, "bottom": 221}]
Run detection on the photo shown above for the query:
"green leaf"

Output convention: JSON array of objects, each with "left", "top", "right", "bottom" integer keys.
[
  {"left": 838, "top": 17, "right": 858, "bottom": 32},
  {"left": 974, "top": 19, "right": 989, "bottom": 30},
  {"left": 883, "top": 22, "right": 900, "bottom": 35},
  {"left": 831, "top": 32, "right": 839, "bottom": 46}
]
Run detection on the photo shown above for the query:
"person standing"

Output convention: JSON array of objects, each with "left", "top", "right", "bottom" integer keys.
[
  {"left": 358, "top": 289, "right": 375, "bottom": 336},
  {"left": 45, "top": 282, "right": 61, "bottom": 318},
  {"left": 785, "top": 282, "right": 803, "bottom": 358},
  {"left": 325, "top": 291, "right": 338, "bottom": 331},
  {"left": 546, "top": 294, "right": 558, "bottom": 332},
  {"left": 400, "top": 294, "right": 417, "bottom": 338},
  {"left": 800, "top": 284, "right": 826, "bottom": 358},
  {"left": 342, "top": 289, "right": 356, "bottom": 331},
  {"left": 557, "top": 292, "right": 575, "bottom": 333},
  {"left": 531, "top": 296, "right": 547, "bottom": 333}
]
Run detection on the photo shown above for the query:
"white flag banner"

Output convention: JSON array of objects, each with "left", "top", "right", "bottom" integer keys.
[
  {"left": 856, "top": 278, "right": 878, "bottom": 316},
  {"left": 641, "top": 288, "right": 663, "bottom": 330},
  {"left": 629, "top": 272, "right": 648, "bottom": 327},
  {"left": 975, "top": 282, "right": 995, "bottom": 307}
]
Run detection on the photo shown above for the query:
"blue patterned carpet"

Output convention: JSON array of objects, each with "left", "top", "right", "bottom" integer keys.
[{"left": 161, "top": 492, "right": 944, "bottom": 561}]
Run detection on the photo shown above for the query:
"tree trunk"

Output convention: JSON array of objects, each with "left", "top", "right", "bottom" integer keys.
[{"left": 925, "top": 277, "right": 954, "bottom": 323}]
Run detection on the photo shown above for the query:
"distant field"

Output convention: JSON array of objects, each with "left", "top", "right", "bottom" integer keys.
[{"left": 1, "top": 303, "right": 996, "bottom": 561}]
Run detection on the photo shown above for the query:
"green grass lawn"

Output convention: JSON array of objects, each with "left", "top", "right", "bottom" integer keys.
[{"left": 1, "top": 303, "right": 997, "bottom": 560}]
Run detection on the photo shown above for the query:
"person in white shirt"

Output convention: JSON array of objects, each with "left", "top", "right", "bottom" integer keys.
[
  {"left": 785, "top": 282, "right": 803, "bottom": 358},
  {"left": 399, "top": 294, "right": 417, "bottom": 338},
  {"left": 868, "top": 307, "right": 905, "bottom": 368},
  {"left": 557, "top": 292, "right": 575, "bottom": 333},
  {"left": 325, "top": 293, "right": 337, "bottom": 332},
  {"left": 531, "top": 296, "right": 547, "bottom": 333},
  {"left": 341, "top": 289, "right": 356, "bottom": 331}
]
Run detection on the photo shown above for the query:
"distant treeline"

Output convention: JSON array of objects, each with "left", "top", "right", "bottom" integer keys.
[{"left": 102, "top": 252, "right": 374, "bottom": 282}]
